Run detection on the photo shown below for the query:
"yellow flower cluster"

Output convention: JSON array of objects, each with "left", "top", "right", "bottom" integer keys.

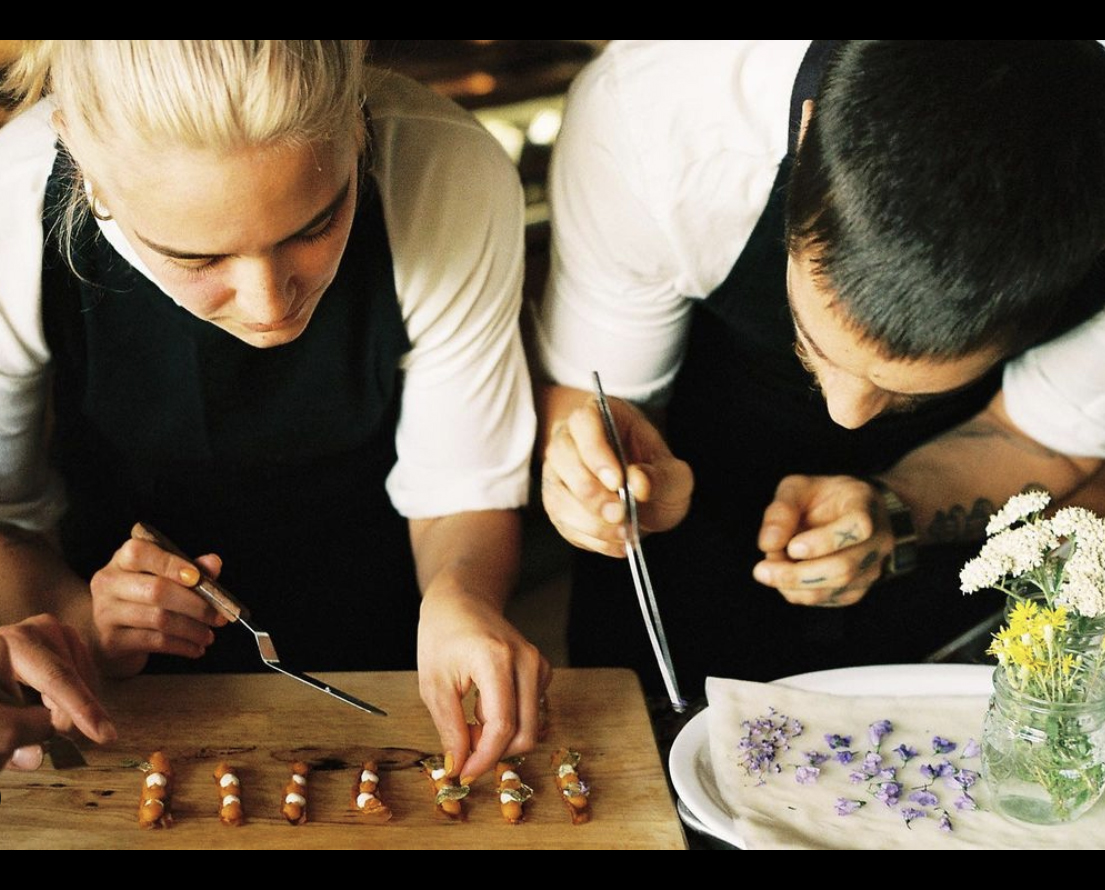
[{"left": 988, "top": 600, "right": 1082, "bottom": 700}]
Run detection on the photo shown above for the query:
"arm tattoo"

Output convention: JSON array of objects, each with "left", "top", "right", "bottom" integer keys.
[
  {"left": 928, "top": 484, "right": 1050, "bottom": 544},
  {"left": 928, "top": 499, "right": 995, "bottom": 543},
  {"left": 858, "top": 549, "right": 879, "bottom": 572},
  {"left": 802, "top": 576, "right": 828, "bottom": 585}
]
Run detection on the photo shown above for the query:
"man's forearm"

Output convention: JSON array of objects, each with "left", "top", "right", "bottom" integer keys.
[{"left": 879, "top": 392, "right": 1101, "bottom": 545}]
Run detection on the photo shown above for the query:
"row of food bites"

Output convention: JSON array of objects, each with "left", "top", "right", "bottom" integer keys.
[{"left": 136, "top": 748, "right": 590, "bottom": 827}]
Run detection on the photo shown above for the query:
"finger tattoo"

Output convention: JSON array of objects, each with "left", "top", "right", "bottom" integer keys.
[
  {"left": 835, "top": 526, "right": 860, "bottom": 547},
  {"left": 858, "top": 550, "right": 879, "bottom": 572}
]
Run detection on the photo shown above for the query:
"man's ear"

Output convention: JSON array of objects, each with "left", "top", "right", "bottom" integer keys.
[{"left": 798, "top": 99, "right": 814, "bottom": 149}]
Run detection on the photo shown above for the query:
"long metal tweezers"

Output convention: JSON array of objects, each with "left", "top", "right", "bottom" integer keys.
[{"left": 592, "top": 371, "right": 686, "bottom": 713}]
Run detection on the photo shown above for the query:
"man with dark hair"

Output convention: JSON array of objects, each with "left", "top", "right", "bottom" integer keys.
[{"left": 535, "top": 40, "right": 1105, "bottom": 702}]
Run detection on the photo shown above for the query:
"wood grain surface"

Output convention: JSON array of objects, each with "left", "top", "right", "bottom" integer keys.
[{"left": 0, "top": 667, "right": 687, "bottom": 849}]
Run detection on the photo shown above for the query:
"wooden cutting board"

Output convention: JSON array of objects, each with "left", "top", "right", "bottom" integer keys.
[{"left": 0, "top": 667, "right": 687, "bottom": 849}]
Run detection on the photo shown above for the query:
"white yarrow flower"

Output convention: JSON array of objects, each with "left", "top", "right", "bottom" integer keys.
[{"left": 985, "top": 490, "right": 1052, "bottom": 535}]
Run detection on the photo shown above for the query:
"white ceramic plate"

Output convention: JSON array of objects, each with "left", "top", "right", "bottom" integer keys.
[{"left": 668, "top": 663, "right": 994, "bottom": 848}]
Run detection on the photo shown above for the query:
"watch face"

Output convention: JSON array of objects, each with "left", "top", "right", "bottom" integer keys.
[{"left": 887, "top": 509, "right": 915, "bottom": 540}]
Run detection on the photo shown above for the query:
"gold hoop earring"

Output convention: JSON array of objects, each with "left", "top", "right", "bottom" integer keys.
[{"left": 89, "top": 192, "right": 113, "bottom": 222}]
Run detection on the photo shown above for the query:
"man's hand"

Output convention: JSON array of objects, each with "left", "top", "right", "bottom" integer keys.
[
  {"left": 0, "top": 613, "right": 117, "bottom": 770},
  {"left": 541, "top": 390, "right": 693, "bottom": 557},
  {"left": 752, "top": 475, "right": 894, "bottom": 607}
]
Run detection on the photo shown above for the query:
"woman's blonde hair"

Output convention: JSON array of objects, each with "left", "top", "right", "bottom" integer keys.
[{"left": 3, "top": 40, "right": 369, "bottom": 257}]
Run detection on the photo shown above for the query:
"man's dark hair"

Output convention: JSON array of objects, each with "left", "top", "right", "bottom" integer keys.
[{"left": 786, "top": 40, "right": 1105, "bottom": 361}]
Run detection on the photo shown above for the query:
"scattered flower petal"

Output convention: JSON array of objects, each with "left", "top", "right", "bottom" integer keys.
[
  {"left": 893, "top": 743, "right": 918, "bottom": 764},
  {"left": 868, "top": 719, "right": 894, "bottom": 749},
  {"left": 900, "top": 806, "right": 926, "bottom": 828},
  {"left": 835, "top": 797, "right": 866, "bottom": 816},
  {"left": 908, "top": 789, "right": 939, "bottom": 807}
]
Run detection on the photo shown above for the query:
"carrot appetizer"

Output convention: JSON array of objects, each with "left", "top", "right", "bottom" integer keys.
[
  {"left": 495, "top": 757, "right": 533, "bottom": 824},
  {"left": 214, "top": 761, "right": 244, "bottom": 826},
  {"left": 281, "top": 761, "right": 310, "bottom": 825},
  {"left": 551, "top": 747, "right": 591, "bottom": 824},
  {"left": 137, "top": 750, "right": 173, "bottom": 829},
  {"left": 420, "top": 754, "right": 469, "bottom": 820},
  {"left": 352, "top": 759, "right": 392, "bottom": 820}
]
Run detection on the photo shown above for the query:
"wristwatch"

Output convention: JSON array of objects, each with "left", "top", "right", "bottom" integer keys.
[{"left": 868, "top": 478, "right": 919, "bottom": 577}]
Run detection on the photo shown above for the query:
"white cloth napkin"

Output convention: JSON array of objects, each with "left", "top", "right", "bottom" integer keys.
[{"left": 704, "top": 674, "right": 1105, "bottom": 849}]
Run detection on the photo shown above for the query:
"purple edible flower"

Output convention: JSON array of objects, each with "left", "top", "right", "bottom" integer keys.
[
  {"left": 848, "top": 770, "right": 867, "bottom": 785},
  {"left": 908, "top": 789, "right": 939, "bottom": 807},
  {"left": 738, "top": 708, "right": 805, "bottom": 781},
  {"left": 795, "top": 766, "right": 821, "bottom": 785},
  {"left": 918, "top": 761, "right": 954, "bottom": 783},
  {"left": 834, "top": 750, "right": 856, "bottom": 765},
  {"left": 861, "top": 752, "right": 883, "bottom": 775},
  {"left": 932, "top": 736, "right": 957, "bottom": 755},
  {"left": 868, "top": 719, "right": 894, "bottom": 749},
  {"left": 947, "top": 768, "right": 979, "bottom": 790},
  {"left": 803, "top": 751, "right": 830, "bottom": 766},
  {"left": 824, "top": 733, "right": 852, "bottom": 750},
  {"left": 953, "top": 793, "right": 977, "bottom": 812},
  {"left": 900, "top": 806, "right": 926, "bottom": 828},
  {"left": 938, "top": 810, "right": 953, "bottom": 833},
  {"left": 961, "top": 738, "right": 981, "bottom": 759},
  {"left": 874, "top": 781, "right": 902, "bottom": 806},
  {"left": 835, "top": 797, "right": 866, "bottom": 816},
  {"left": 893, "top": 743, "right": 918, "bottom": 764}
]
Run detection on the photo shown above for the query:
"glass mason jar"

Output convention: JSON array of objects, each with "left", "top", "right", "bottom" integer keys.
[{"left": 982, "top": 668, "right": 1105, "bottom": 824}]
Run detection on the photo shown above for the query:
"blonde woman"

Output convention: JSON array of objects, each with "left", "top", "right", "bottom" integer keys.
[{"left": 0, "top": 41, "right": 545, "bottom": 782}]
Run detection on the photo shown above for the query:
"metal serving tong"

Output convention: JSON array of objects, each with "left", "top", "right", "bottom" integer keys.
[
  {"left": 591, "top": 372, "right": 686, "bottom": 713},
  {"left": 132, "top": 523, "right": 387, "bottom": 717}
]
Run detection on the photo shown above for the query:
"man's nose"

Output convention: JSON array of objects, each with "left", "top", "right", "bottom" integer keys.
[{"left": 821, "top": 369, "right": 890, "bottom": 430}]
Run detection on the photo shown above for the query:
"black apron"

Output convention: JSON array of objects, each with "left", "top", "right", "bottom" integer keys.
[
  {"left": 40, "top": 150, "right": 422, "bottom": 674},
  {"left": 567, "top": 41, "right": 1008, "bottom": 701}
]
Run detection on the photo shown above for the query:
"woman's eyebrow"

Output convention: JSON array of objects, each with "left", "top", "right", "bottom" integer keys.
[{"left": 133, "top": 179, "right": 351, "bottom": 260}]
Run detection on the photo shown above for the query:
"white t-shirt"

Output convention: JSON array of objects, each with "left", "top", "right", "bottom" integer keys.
[
  {"left": 0, "top": 71, "right": 536, "bottom": 530},
  {"left": 534, "top": 39, "right": 1105, "bottom": 454},
  {"left": 1003, "top": 310, "right": 1105, "bottom": 458},
  {"left": 532, "top": 39, "right": 809, "bottom": 407}
]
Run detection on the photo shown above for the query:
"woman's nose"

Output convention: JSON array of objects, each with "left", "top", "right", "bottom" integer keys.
[
  {"left": 232, "top": 256, "right": 297, "bottom": 323},
  {"left": 821, "top": 370, "right": 890, "bottom": 430}
]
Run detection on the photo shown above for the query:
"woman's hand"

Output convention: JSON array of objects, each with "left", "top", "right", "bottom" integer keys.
[
  {"left": 0, "top": 613, "right": 116, "bottom": 770},
  {"left": 90, "top": 526, "right": 227, "bottom": 676},
  {"left": 417, "top": 587, "right": 550, "bottom": 786},
  {"left": 541, "top": 390, "right": 694, "bottom": 557},
  {"left": 410, "top": 511, "right": 550, "bottom": 786},
  {"left": 752, "top": 475, "right": 895, "bottom": 607}
]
